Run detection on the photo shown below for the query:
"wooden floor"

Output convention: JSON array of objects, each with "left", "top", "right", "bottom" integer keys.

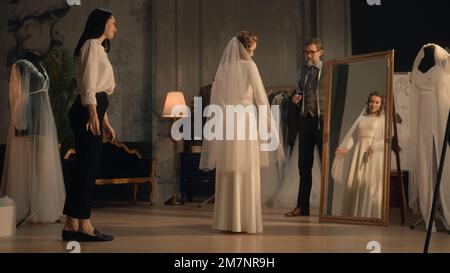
[{"left": 0, "top": 203, "right": 449, "bottom": 253}]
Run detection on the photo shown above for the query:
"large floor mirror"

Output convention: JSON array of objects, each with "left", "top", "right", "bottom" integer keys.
[{"left": 320, "top": 51, "right": 395, "bottom": 226}]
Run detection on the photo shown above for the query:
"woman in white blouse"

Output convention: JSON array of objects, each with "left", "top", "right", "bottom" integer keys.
[{"left": 62, "top": 8, "right": 117, "bottom": 242}]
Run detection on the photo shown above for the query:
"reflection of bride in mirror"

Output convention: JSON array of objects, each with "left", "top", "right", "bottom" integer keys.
[{"left": 332, "top": 92, "right": 385, "bottom": 218}]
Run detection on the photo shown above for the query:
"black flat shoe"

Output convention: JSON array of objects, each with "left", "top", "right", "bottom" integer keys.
[
  {"left": 61, "top": 229, "right": 79, "bottom": 242},
  {"left": 77, "top": 229, "right": 114, "bottom": 242}
]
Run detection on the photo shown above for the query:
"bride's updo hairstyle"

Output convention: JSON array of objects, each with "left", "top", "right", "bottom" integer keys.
[{"left": 237, "top": 31, "right": 258, "bottom": 50}]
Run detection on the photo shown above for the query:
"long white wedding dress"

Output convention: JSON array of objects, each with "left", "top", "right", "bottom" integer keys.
[{"left": 200, "top": 37, "right": 284, "bottom": 233}]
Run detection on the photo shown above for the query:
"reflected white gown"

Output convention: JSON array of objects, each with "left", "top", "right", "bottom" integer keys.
[
  {"left": 334, "top": 114, "right": 385, "bottom": 218},
  {"left": 200, "top": 38, "right": 284, "bottom": 233},
  {"left": 0, "top": 60, "right": 65, "bottom": 224}
]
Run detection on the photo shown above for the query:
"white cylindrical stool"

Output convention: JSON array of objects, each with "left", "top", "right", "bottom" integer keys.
[{"left": 0, "top": 196, "right": 16, "bottom": 237}]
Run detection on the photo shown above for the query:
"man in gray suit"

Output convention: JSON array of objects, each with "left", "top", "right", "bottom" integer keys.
[{"left": 285, "top": 38, "right": 328, "bottom": 217}]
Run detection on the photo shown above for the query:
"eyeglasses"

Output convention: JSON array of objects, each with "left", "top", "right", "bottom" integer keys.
[{"left": 304, "top": 49, "right": 321, "bottom": 55}]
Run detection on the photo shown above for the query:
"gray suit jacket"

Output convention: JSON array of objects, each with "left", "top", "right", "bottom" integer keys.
[{"left": 287, "top": 63, "right": 328, "bottom": 147}]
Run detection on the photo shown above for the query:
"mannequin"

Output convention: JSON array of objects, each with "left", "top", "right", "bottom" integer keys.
[
  {"left": 410, "top": 43, "right": 450, "bottom": 230},
  {"left": 418, "top": 45, "right": 435, "bottom": 73},
  {"left": 23, "top": 50, "right": 46, "bottom": 77}
]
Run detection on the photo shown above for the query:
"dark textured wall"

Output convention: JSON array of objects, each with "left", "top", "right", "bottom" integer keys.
[{"left": 0, "top": 0, "right": 153, "bottom": 145}]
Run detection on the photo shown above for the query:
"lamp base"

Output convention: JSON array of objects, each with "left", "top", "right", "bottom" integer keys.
[{"left": 164, "top": 194, "right": 185, "bottom": 205}]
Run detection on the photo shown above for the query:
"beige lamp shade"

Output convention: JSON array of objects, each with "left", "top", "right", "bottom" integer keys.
[{"left": 162, "top": 91, "right": 188, "bottom": 118}]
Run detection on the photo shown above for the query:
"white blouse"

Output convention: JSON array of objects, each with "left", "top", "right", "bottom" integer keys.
[{"left": 75, "top": 39, "right": 115, "bottom": 106}]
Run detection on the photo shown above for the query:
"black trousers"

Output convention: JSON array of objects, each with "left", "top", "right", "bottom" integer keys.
[
  {"left": 63, "top": 92, "right": 109, "bottom": 219},
  {"left": 297, "top": 114, "right": 323, "bottom": 213}
]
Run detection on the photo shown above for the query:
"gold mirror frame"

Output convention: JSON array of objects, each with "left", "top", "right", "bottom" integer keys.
[{"left": 319, "top": 50, "right": 395, "bottom": 226}]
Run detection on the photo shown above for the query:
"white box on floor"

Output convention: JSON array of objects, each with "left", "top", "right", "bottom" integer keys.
[{"left": 0, "top": 196, "right": 16, "bottom": 237}]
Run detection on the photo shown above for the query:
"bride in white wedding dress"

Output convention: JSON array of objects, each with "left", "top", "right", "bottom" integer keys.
[{"left": 200, "top": 31, "right": 284, "bottom": 233}]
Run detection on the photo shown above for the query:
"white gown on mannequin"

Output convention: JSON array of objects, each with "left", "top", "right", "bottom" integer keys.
[
  {"left": 1, "top": 59, "right": 66, "bottom": 224},
  {"left": 409, "top": 44, "right": 450, "bottom": 229}
]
